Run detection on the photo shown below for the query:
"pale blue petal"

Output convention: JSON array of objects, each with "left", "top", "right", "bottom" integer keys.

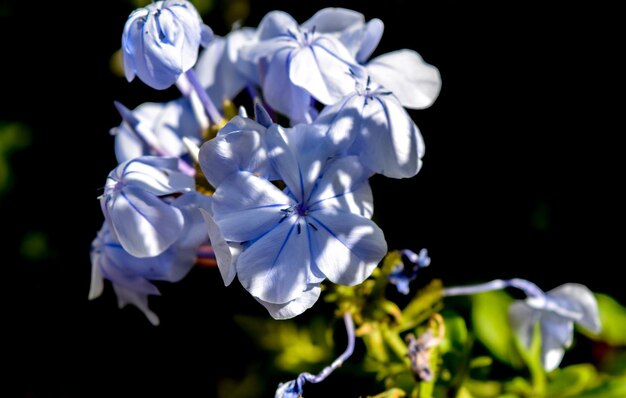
[
  {"left": 541, "top": 345, "right": 566, "bottom": 372},
  {"left": 199, "top": 126, "right": 273, "bottom": 187},
  {"left": 256, "top": 10, "right": 299, "bottom": 40},
  {"left": 355, "top": 94, "right": 424, "bottom": 178},
  {"left": 256, "top": 283, "right": 322, "bottom": 320},
  {"left": 265, "top": 124, "right": 332, "bottom": 202},
  {"left": 236, "top": 216, "right": 310, "bottom": 304},
  {"left": 114, "top": 98, "right": 202, "bottom": 163},
  {"left": 117, "top": 157, "right": 195, "bottom": 196},
  {"left": 541, "top": 315, "right": 574, "bottom": 348},
  {"left": 108, "top": 185, "right": 184, "bottom": 257},
  {"left": 199, "top": 209, "right": 239, "bottom": 286},
  {"left": 171, "top": 192, "right": 212, "bottom": 248},
  {"left": 195, "top": 31, "right": 251, "bottom": 105},
  {"left": 212, "top": 171, "right": 294, "bottom": 242},
  {"left": 355, "top": 19, "right": 384, "bottom": 63},
  {"left": 112, "top": 283, "right": 160, "bottom": 326},
  {"left": 315, "top": 94, "right": 363, "bottom": 150},
  {"left": 262, "top": 49, "right": 313, "bottom": 123},
  {"left": 367, "top": 49, "right": 442, "bottom": 109},
  {"left": 508, "top": 301, "right": 540, "bottom": 349},
  {"left": 307, "top": 210, "right": 386, "bottom": 286},
  {"left": 302, "top": 8, "right": 364, "bottom": 34},
  {"left": 548, "top": 283, "right": 601, "bottom": 333},
  {"left": 290, "top": 37, "right": 358, "bottom": 105},
  {"left": 105, "top": 240, "right": 195, "bottom": 283},
  {"left": 308, "top": 156, "right": 373, "bottom": 218}
]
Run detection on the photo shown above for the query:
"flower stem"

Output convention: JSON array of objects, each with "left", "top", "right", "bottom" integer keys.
[
  {"left": 442, "top": 278, "right": 544, "bottom": 299},
  {"left": 184, "top": 69, "right": 223, "bottom": 125}
]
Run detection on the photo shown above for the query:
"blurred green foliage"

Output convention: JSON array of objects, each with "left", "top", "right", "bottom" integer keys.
[{"left": 0, "top": 121, "right": 30, "bottom": 196}]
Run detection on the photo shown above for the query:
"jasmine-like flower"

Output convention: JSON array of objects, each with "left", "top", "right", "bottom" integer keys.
[
  {"left": 443, "top": 279, "right": 601, "bottom": 371},
  {"left": 112, "top": 99, "right": 203, "bottom": 176},
  {"left": 388, "top": 248, "right": 431, "bottom": 295},
  {"left": 208, "top": 123, "right": 387, "bottom": 318},
  {"left": 122, "top": 0, "right": 213, "bottom": 90},
  {"left": 301, "top": 7, "right": 384, "bottom": 64},
  {"left": 508, "top": 283, "right": 601, "bottom": 371},
  {"left": 198, "top": 102, "right": 278, "bottom": 188},
  {"left": 100, "top": 156, "right": 195, "bottom": 258},
  {"left": 315, "top": 72, "right": 426, "bottom": 178},
  {"left": 239, "top": 10, "right": 363, "bottom": 123}
]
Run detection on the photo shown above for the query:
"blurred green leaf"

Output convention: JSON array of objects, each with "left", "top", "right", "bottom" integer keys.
[
  {"left": 580, "top": 294, "right": 626, "bottom": 346},
  {"left": 463, "top": 378, "right": 502, "bottom": 397},
  {"left": 471, "top": 290, "right": 524, "bottom": 368},
  {"left": 575, "top": 376, "right": 626, "bottom": 398},
  {"left": 546, "top": 364, "right": 597, "bottom": 398},
  {"left": 235, "top": 315, "right": 331, "bottom": 373},
  {"left": 0, "top": 122, "right": 31, "bottom": 195},
  {"left": 20, "top": 231, "right": 50, "bottom": 261}
]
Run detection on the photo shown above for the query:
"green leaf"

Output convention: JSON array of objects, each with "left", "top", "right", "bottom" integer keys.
[
  {"left": 471, "top": 290, "right": 524, "bottom": 368},
  {"left": 545, "top": 363, "right": 597, "bottom": 398},
  {"left": 580, "top": 294, "right": 626, "bottom": 346},
  {"left": 575, "top": 377, "right": 626, "bottom": 398}
]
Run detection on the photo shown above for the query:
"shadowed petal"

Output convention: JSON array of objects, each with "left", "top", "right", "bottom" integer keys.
[
  {"left": 548, "top": 283, "right": 601, "bottom": 333},
  {"left": 236, "top": 216, "right": 310, "bottom": 304},
  {"left": 256, "top": 284, "right": 322, "bottom": 320},
  {"left": 356, "top": 95, "right": 424, "bottom": 178},
  {"left": 262, "top": 49, "right": 313, "bottom": 123},
  {"left": 308, "top": 156, "right": 373, "bottom": 217},
  {"left": 199, "top": 209, "right": 239, "bottom": 286},
  {"left": 212, "top": 171, "right": 294, "bottom": 242},
  {"left": 113, "top": 283, "right": 160, "bottom": 326},
  {"left": 367, "top": 49, "right": 441, "bottom": 109},
  {"left": 108, "top": 185, "right": 184, "bottom": 257},
  {"left": 308, "top": 210, "right": 386, "bottom": 286},
  {"left": 290, "top": 37, "right": 357, "bottom": 105},
  {"left": 508, "top": 301, "right": 540, "bottom": 349}
]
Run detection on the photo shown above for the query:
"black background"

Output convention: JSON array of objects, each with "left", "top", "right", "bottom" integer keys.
[{"left": 1, "top": 1, "right": 623, "bottom": 397}]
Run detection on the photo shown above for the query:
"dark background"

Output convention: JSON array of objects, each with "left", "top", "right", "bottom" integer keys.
[{"left": 1, "top": 1, "right": 623, "bottom": 396}]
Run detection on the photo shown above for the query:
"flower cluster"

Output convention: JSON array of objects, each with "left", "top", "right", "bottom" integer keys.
[{"left": 89, "top": 1, "right": 441, "bottom": 324}]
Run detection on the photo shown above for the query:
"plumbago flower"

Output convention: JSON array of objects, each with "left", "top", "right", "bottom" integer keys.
[
  {"left": 199, "top": 121, "right": 387, "bottom": 318},
  {"left": 100, "top": 156, "right": 195, "bottom": 258},
  {"left": 90, "top": 192, "right": 211, "bottom": 325},
  {"left": 239, "top": 10, "right": 365, "bottom": 123},
  {"left": 112, "top": 99, "right": 204, "bottom": 174},
  {"left": 122, "top": 0, "right": 213, "bottom": 89},
  {"left": 388, "top": 248, "right": 431, "bottom": 295},
  {"left": 508, "top": 283, "right": 601, "bottom": 371},
  {"left": 315, "top": 69, "right": 433, "bottom": 179}
]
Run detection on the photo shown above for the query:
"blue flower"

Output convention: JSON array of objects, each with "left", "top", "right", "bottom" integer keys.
[
  {"left": 315, "top": 72, "right": 426, "bottom": 178},
  {"left": 388, "top": 248, "right": 431, "bottom": 295},
  {"left": 208, "top": 123, "right": 387, "bottom": 318},
  {"left": 508, "top": 283, "right": 601, "bottom": 371},
  {"left": 100, "top": 156, "right": 195, "bottom": 258},
  {"left": 91, "top": 192, "right": 211, "bottom": 325},
  {"left": 112, "top": 99, "right": 203, "bottom": 173},
  {"left": 198, "top": 104, "right": 278, "bottom": 188},
  {"left": 301, "top": 7, "right": 384, "bottom": 64},
  {"left": 239, "top": 10, "right": 363, "bottom": 123},
  {"left": 122, "top": 0, "right": 213, "bottom": 90}
]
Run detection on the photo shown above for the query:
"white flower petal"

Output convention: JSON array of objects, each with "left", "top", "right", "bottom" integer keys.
[{"left": 367, "top": 49, "right": 441, "bottom": 109}]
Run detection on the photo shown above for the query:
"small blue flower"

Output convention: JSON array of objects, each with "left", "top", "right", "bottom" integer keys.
[
  {"left": 112, "top": 99, "right": 203, "bottom": 171},
  {"left": 316, "top": 72, "right": 426, "bottom": 179},
  {"left": 208, "top": 123, "right": 387, "bottom": 318},
  {"left": 239, "top": 10, "right": 363, "bottom": 122},
  {"left": 122, "top": 0, "right": 213, "bottom": 90},
  {"left": 508, "top": 283, "right": 601, "bottom": 371},
  {"left": 198, "top": 107, "right": 278, "bottom": 188},
  {"left": 100, "top": 156, "right": 195, "bottom": 258},
  {"left": 388, "top": 248, "right": 431, "bottom": 295},
  {"left": 301, "top": 7, "right": 384, "bottom": 64}
]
